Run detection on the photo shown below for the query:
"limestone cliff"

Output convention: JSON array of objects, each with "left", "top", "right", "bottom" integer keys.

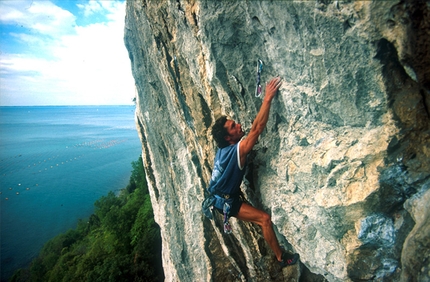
[{"left": 124, "top": 1, "right": 430, "bottom": 281}]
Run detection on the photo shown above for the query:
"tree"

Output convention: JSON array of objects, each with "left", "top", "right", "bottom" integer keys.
[{"left": 10, "top": 155, "right": 164, "bottom": 282}]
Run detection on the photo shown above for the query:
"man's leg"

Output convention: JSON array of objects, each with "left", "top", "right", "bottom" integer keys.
[{"left": 235, "top": 202, "right": 283, "bottom": 261}]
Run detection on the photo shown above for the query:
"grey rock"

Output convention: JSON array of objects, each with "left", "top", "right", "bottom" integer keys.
[
  {"left": 357, "top": 214, "right": 396, "bottom": 247},
  {"left": 124, "top": 0, "right": 430, "bottom": 281}
]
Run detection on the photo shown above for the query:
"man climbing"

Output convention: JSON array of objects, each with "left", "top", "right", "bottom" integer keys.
[{"left": 207, "top": 77, "right": 299, "bottom": 268}]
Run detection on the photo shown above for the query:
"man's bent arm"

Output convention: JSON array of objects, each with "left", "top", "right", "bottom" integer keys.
[{"left": 239, "top": 77, "right": 282, "bottom": 165}]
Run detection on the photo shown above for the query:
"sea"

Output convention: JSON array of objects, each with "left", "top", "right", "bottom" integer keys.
[{"left": 0, "top": 106, "right": 142, "bottom": 281}]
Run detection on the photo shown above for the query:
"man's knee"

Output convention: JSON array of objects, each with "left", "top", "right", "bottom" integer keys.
[{"left": 260, "top": 211, "right": 272, "bottom": 227}]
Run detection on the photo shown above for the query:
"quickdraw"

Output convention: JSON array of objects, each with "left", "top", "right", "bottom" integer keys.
[
  {"left": 223, "top": 202, "right": 232, "bottom": 234},
  {"left": 255, "top": 59, "right": 263, "bottom": 97}
]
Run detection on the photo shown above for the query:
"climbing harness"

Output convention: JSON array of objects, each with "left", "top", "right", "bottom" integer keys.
[
  {"left": 202, "top": 194, "right": 233, "bottom": 234},
  {"left": 255, "top": 59, "right": 263, "bottom": 97}
]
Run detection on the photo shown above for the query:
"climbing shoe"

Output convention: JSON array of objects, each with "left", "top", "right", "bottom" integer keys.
[{"left": 279, "top": 252, "right": 299, "bottom": 268}]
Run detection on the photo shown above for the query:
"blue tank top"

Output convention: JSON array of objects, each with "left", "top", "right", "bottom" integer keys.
[{"left": 208, "top": 141, "right": 245, "bottom": 196}]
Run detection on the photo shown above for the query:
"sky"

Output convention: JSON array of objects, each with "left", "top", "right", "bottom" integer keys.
[{"left": 0, "top": 0, "right": 136, "bottom": 106}]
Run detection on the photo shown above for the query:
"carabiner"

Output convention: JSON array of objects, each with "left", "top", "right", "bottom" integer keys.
[{"left": 255, "top": 59, "right": 263, "bottom": 97}]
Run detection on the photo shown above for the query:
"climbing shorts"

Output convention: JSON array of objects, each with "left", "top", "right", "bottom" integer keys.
[{"left": 215, "top": 196, "right": 242, "bottom": 217}]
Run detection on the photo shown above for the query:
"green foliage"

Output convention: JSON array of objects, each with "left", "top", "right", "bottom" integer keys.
[{"left": 10, "top": 156, "right": 164, "bottom": 282}]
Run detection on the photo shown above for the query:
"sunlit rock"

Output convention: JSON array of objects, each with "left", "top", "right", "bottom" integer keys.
[{"left": 124, "top": 0, "right": 430, "bottom": 281}]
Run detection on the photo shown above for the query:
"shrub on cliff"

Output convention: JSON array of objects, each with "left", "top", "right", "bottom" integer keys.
[{"left": 10, "top": 156, "right": 164, "bottom": 282}]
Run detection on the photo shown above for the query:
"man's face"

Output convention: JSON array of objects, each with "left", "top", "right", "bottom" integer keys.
[{"left": 224, "top": 120, "right": 244, "bottom": 144}]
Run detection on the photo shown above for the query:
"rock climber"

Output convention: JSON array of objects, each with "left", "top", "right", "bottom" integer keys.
[{"left": 208, "top": 76, "right": 299, "bottom": 268}]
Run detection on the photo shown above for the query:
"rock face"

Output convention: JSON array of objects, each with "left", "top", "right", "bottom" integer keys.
[{"left": 124, "top": 0, "right": 429, "bottom": 281}]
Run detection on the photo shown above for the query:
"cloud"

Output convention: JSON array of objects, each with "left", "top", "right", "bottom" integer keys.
[
  {"left": 0, "top": 0, "right": 134, "bottom": 106},
  {"left": 0, "top": 1, "right": 76, "bottom": 36},
  {"left": 77, "top": 0, "right": 104, "bottom": 17}
]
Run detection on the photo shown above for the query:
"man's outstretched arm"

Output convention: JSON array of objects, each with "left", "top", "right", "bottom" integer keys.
[{"left": 239, "top": 77, "right": 282, "bottom": 166}]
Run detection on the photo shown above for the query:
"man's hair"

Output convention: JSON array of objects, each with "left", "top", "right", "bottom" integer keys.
[{"left": 211, "top": 116, "right": 230, "bottom": 148}]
